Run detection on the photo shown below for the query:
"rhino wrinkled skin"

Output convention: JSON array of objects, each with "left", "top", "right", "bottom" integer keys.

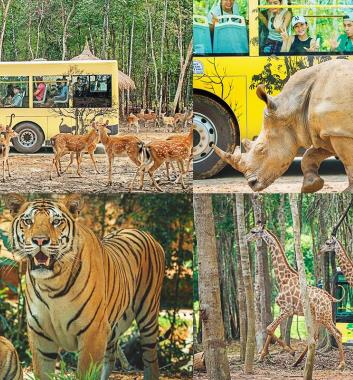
[{"left": 212, "top": 59, "right": 353, "bottom": 193}]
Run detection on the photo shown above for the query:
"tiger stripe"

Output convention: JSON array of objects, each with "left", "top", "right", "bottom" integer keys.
[
  {"left": 8, "top": 195, "right": 165, "bottom": 380},
  {"left": 0, "top": 336, "right": 23, "bottom": 380}
]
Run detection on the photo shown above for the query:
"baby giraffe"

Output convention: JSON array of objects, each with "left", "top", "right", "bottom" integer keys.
[{"left": 247, "top": 225, "right": 346, "bottom": 370}]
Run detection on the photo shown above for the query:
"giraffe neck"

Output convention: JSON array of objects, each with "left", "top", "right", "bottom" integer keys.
[
  {"left": 335, "top": 240, "right": 353, "bottom": 287},
  {"left": 263, "top": 230, "right": 297, "bottom": 286}
]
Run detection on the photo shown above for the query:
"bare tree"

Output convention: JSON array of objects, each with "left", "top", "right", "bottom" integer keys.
[
  {"left": 194, "top": 194, "right": 231, "bottom": 380},
  {"left": 0, "top": 0, "right": 13, "bottom": 61},
  {"left": 290, "top": 194, "right": 316, "bottom": 380},
  {"left": 61, "top": 0, "right": 76, "bottom": 60},
  {"left": 235, "top": 194, "right": 255, "bottom": 373}
]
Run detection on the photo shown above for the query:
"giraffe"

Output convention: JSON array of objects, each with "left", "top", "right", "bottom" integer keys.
[
  {"left": 246, "top": 225, "right": 346, "bottom": 370},
  {"left": 319, "top": 236, "right": 353, "bottom": 287}
]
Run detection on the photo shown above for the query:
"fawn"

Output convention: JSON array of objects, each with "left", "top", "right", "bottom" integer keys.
[
  {"left": 173, "top": 110, "right": 193, "bottom": 130},
  {"left": 160, "top": 113, "right": 175, "bottom": 132},
  {"left": 50, "top": 122, "right": 100, "bottom": 180},
  {"left": 127, "top": 113, "right": 140, "bottom": 133},
  {"left": 97, "top": 121, "right": 143, "bottom": 186},
  {"left": 165, "top": 125, "right": 193, "bottom": 177},
  {"left": 129, "top": 130, "right": 192, "bottom": 192},
  {"left": 0, "top": 125, "right": 18, "bottom": 182}
]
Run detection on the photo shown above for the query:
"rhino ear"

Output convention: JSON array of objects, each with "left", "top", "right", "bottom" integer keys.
[
  {"left": 256, "top": 85, "right": 277, "bottom": 111},
  {"left": 242, "top": 138, "right": 253, "bottom": 152}
]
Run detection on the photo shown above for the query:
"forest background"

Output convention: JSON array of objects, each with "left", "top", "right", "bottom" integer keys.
[{"left": 0, "top": 0, "right": 192, "bottom": 115}]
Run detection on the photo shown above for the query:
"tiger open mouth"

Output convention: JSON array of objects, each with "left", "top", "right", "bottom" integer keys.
[{"left": 29, "top": 252, "right": 55, "bottom": 271}]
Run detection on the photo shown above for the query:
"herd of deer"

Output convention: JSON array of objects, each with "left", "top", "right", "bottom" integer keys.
[
  {"left": 49, "top": 119, "right": 193, "bottom": 191},
  {"left": 0, "top": 112, "right": 193, "bottom": 191},
  {"left": 127, "top": 109, "right": 193, "bottom": 133}
]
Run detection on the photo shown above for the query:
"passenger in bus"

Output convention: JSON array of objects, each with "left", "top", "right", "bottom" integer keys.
[
  {"left": 2, "top": 84, "right": 14, "bottom": 106},
  {"left": 207, "top": 0, "right": 240, "bottom": 33},
  {"left": 259, "top": 0, "right": 291, "bottom": 54},
  {"left": 33, "top": 77, "right": 46, "bottom": 102},
  {"left": 330, "top": 13, "right": 353, "bottom": 53},
  {"left": 280, "top": 15, "right": 319, "bottom": 53},
  {"left": 4, "top": 86, "right": 23, "bottom": 107},
  {"left": 53, "top": 79, "right": 68, "bottom": 102}
]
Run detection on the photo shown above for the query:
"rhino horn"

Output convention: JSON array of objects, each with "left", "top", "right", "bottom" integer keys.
[
  {"left": 212, "top": 143, "right": 244, "bottom": 173},
  {"left": 256, "top": 84, "right": 277, "bottom": 111}
]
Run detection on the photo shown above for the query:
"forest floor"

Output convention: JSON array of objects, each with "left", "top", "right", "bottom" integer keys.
[
  {"left": 194, "top": 340, "right": 353, "bottom": 380},
  {"left": 194, "top": 158, "right": 347, "bottom": 193},
  {"left": 3, "top": 124, "right": 192, "bottom": 194}
]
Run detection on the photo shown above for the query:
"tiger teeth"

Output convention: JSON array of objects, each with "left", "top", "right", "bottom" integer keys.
[{"left": 33, "top": 256, "right": 50, "bottom": 267}]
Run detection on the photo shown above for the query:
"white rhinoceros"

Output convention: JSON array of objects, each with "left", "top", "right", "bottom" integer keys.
[{"left": 212, "top": 59, "right": 353, "bottom": 192}]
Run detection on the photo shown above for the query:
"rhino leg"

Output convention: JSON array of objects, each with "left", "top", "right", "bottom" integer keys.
[
  {"left": 330, "top": 137, "right": 353, "bottom": 193},
  {"left": 301, "top": 147, "right": 331, "bottom": 193}
]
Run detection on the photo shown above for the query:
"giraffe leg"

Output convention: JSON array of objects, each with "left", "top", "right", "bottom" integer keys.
[
  {"left": 259, "top": 311, "right": 294, "bottom": 361},
  {"left": 293, "top": 325, "right": 319, "bottom": 367},
  {"left": 324, "top": 322, "right": 345, "bottom": 370}
]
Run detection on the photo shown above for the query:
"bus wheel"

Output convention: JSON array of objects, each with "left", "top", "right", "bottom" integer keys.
[
  {"left": 12, "top": 123, "right": 44, "bottom": 153},
  {"left": 193, "top": 94, "right": 238, "bottom": 179}
]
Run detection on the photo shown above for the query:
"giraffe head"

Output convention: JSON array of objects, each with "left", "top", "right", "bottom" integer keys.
[
  {"left": 318, "top": 236, "right": 338, "bottom": 256},
  {"left": 246, "top": 224, "right": 265, "bottom": 242}
]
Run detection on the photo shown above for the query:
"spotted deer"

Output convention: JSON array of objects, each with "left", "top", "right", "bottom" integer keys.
[
  {"left": 127, "top": 113, "right": 140, "bottom": 133},
  {"left": 97, "top": 121, "right": 143, "bottom": 186},
  {"left": 129, "top": 133, "right": 192, "bottom": 192},
  {"left": 50, "top": 122, "right": 100, "bottom": 180},
  {"left": 0, "top": 125, "right": 18, "bottom": 182},
  {"left": 173, "top": 110, "right": 193, "bottom": 130},
  {"left": 247, "top": 225, "right": 346, "bottom": 370},
  {"left": 160, "top": 113, "right": 176, "bottom": 132}
]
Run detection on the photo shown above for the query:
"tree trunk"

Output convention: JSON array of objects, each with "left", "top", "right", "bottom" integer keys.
[
  {"left": 102, "top": 0, "right": 110, "bottom": 59},
  {"left": 158, "top": 0, "right": 167, "bottom": 115},
  {"left": 146, "top": 2, "right": 158, "bottom": 110},
  {"left": 61, "top": 0, "right": 75, "bottom": 61},
  {"left": 126, "top": 16, "right": 134, "bottom": 114},
  {"left": 290, "top": 194, "right": 316, "bottom": 380},
  {"left": 235, "top": 194, "right": 255, "bottom": 374},
  {"left": 251, "top": 194, "right": 268, "bottom": 351},
  {"left": 172, "top": 38, "right": 193, "bottom": 114},
  {"left": 194, "top": 194, "right": 231, "bottom": 380},
  {"left": 233, "top": 201, "right": 246, "bottom": 361},
  {"left": 0, "top": 0, "right": 13, "bottom": 61}
]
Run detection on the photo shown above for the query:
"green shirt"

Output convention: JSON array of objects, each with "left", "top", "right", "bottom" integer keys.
[{"left": 337, "top": 34, "right": 353, "bottom": 53}]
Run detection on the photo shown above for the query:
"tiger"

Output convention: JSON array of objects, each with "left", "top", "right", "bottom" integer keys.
[
  {"left": 6, "top": 194, "right": 165, "bottom": 380},
  {"left": 0, "top": 336, "right": 23, "bottom": 380}
]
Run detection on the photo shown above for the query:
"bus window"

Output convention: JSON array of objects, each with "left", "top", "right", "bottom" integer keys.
[
  {"left": 72, "top": 75, "right": 112, "bottom": 108},
  {"left": 259, "top": 1, "right": 353, "bottom": 56},
  {"left": 0, "top": 76, "right": 28, "bottom": 108},
  {"left": 193, "top": 0, "right": 249, "bottom": 55},
  {"left": 41, "top": 75, "right": 69, "bottom": 108}
]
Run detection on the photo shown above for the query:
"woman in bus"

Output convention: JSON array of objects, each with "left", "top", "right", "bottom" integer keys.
[
  {"left": 207, "top": 0, "right": 240, "bottom": 33},
  {"left": 280, "top": 15, "right": 319, "bottom": 53},
  {"left": 330, "top": 13, "right": 353, "bottom": 53},
  {"left": 33, "top": 76, "right": 46, "bottom": 102},
  {"left": 259, "top": 0, "right": 292, "bottom": 54}
]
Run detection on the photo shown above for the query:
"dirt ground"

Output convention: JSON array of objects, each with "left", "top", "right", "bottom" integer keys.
[
  {"left": 23, "top": 370, "right": 190, "bottom": 379},
  {"left": 194, "top": 341, "right": 353, "bottom": 380},
  {"left": 2, "top": 130, "right": 192, "bottom": 194},
  {"left": 194, "top": 158, "right": 347, "bottom": 194}
]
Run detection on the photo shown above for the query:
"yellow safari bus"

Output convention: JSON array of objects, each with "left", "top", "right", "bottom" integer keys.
[
  {"left": 0, "top": 60, "right": 119, "bottom": 153},
  {"left": 193, "top": 0, "right": 353, "bottom": 178}
]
